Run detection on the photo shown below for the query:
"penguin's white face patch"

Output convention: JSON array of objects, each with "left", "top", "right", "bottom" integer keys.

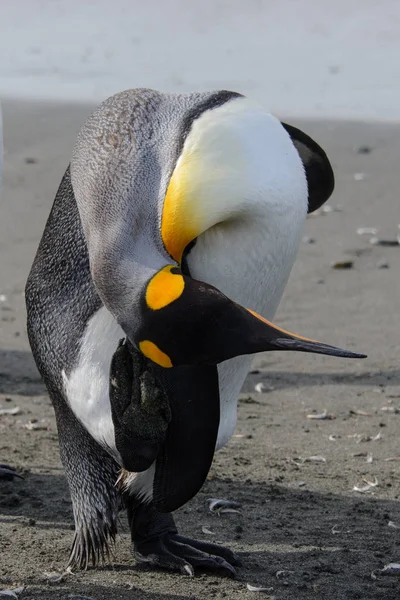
[{"left": 161, "top": 96, "right": 308, "bottom": 264}]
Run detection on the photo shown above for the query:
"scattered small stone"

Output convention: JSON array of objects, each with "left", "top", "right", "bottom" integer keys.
[
  {"left": 357, "top": 227, "right": 378, "bottom": 235},
  {"left": 24, "top": 157, "right": 37, "bottom": 164},
  {"left": 276, "top": 570, "right": 295, "bottom": 579},
  {"left": 356, "top": 145, "right": 372, "bottom": 154},
  {"left": 331, "top": 524, "right": 351, "bottom": 535},
  {"left": 250, "top": 369, "right": 260, "bottom": 374},
  {"left": 254, "top": 382, "right": 266, "bottom": 393},
  {"left": 388, "top": 521, "right": 399, "bottom": 529},
  {"left": 24, "top": 419, "right": 48, "bottom": 431},
  {"left": 246, "top": 583, "right": 274, "bottom": 594},
  {"left": 353, "top": 477, "right": 378, "bottom": 493},
  {"left": 302, "top": 455, "right": 326, "bottom": 463},
  {"left": 302, "top": 236, "right": 315, "bottom": 244},
  {"left": 0, "top": 406, "right": 21, "bottom": 416},
  {"left": 353, "top": 172, "right": 365, "bottom": 181},
  {"left": 207, "top": 498, "right": 241, "bottom": 514},
  {"left": 307, "top": 409, "right": 335, "bottom": 420},
  {"left": 381, "top": 406, "right": 400, "bottom": 414},
  {"left": 369, "top": 236, "right": 399, "bottom": 246},
  {"left": 350, "top": 409, "right": 372, "bottom": 416},
  {"left": 377, "top": 259, "right": 390, "bottom": 269},
  {"left": 331, "top": 260, "right": 354, "bottom": 270},
  {"left": 239, "top": 396, "right": 260, "bottom": 404},
  {"left": 0, "top": 295, "right": 6, "bottom": 302},
  {"left": 298, "top": 481, "right": 306, "bottom": 487},
  {"left": 201, "top": 526, "right": 215, "bottom": 535}
]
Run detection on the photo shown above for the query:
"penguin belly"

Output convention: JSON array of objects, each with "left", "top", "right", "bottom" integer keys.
[{"left": 187, "top": 211, "right": 305, "bottom": 450}]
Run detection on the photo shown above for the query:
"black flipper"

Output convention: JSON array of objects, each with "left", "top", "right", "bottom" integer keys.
[
  {"left": 281, "top": 122, "right": 335, "bottom": 214},
  {"left": 109, "top": 339, "right": 171, "bottom": 472},
  {"left": 153, "top": 365, "right": 220, "bottom": 513}
]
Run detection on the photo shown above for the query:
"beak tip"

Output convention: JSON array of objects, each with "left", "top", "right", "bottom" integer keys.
[{"left": 272, "top": 338, "right": 367, "bottom": 360}]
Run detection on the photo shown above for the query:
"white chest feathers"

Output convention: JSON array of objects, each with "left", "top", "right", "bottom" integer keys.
[{"left": 62, "top": 306, "right": 124, "bottom": 460}]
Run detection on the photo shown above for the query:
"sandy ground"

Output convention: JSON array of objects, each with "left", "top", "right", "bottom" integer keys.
[{"left": 1, "top": 100, "right": 400, "bottom": 600}]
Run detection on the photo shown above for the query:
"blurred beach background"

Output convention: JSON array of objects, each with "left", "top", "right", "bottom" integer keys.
[{"left": 1, "top": 0, "right": 400, "bottom": 120}]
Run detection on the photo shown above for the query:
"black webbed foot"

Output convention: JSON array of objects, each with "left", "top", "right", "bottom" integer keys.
[
  {"left": 128, "top": 501, "right": 240, "bottom": 577},
  {"left": 0, "top": 463, "right": 23, "bottom": 481},
  {"left": 109, "top": 339, "right": 171, "bottom": 472}
]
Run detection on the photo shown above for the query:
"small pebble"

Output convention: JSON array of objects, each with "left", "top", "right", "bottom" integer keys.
[
  {"left": 356, "top": 145, "right": 372, "bottom": 154},
  {"left": 353, "top": 173, "right": 365, "bottom": 181},
  {"left": 254, "top": 382, "right": 266, "bottom": 393},
  {"left": 24, "top": 157, "right": 37, "bottom": 164},
  {"left": 369, "top": 237, "right": 399, "bottom": 247},
  {"left": 357, "top": 227, "right": 377, "bottom": 235},
  {"left": 377, "top": 259, "right": 389, "bottom": 269},
  {"left": 331, "top": 260, "right": 354, "bottom": 270},
  {"left": 302, "top": 236, "right": 315, "bottom": 244}
]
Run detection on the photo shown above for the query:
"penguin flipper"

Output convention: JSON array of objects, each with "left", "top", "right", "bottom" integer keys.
[
  {"left": 281, "top": 122, "right": 335, "bottom": 214},
  {"left": 152, "top": 365, "right": 220, "bottom": 513},
  {"left": 109, "top": 339, "right": 171, "bottom": 472}
]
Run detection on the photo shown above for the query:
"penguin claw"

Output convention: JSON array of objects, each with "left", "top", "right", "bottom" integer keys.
[
  {"left": 130, "top": 503, "right": 240, "bottom": 577},
  {"left": 0, "top": 464, "right": 23, "bottom": 480},
  {"left": 135, "top": 535, "right": 239, "bottom": 577}
]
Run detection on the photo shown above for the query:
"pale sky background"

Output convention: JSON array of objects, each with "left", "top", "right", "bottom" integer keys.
[{"left": 0, "top": 0, "right": 399, "bottom": 121}]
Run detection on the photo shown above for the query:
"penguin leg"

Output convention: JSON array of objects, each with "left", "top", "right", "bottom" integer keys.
[
  {"left": 52, "top": 395, "right": 120, "bottom": 570},
  {"left": 126, "top": 499, "right": 241, "bottom": 577},
  {"left": 0, "top": 464, "right": 23, "bottom": 480}
]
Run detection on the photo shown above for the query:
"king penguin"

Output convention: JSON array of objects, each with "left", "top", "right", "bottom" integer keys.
[{"left": 25, "top": 89, "right": 365, "bottom": 576}]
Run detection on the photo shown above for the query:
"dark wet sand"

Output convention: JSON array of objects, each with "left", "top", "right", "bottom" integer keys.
[{"left": 1, "top": 100, "right": 400, "bottom": 599}]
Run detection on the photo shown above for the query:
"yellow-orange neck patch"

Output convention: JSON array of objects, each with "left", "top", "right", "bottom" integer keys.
[
  {"left": 146, "top": 265, "right": 185, "bottom": 310},
  {"left": 139, "top": 340, "right": 173, "bottom": 368},
  {"left": 161, "top": 160, "right": 199, "bottom": 264}
]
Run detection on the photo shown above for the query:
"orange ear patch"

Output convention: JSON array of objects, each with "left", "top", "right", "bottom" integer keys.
[
  {"left": 139, "top": 340, "right": 173, "bottom": 368},
  {"left": 146, "top": 265, "right": 185, "bottom": 310}
]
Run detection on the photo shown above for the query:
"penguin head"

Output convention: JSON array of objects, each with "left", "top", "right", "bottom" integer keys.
[
  {"left": 133, "top": 264, "right": 365, "bottom": 368},
  {"left": 71, "top": 89, "right": 365, "bottom": 368}
]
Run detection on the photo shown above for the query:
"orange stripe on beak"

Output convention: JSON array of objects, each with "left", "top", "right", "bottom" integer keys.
[{"left": 247, "top": 308, "right": 319, "bottom": 344}]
